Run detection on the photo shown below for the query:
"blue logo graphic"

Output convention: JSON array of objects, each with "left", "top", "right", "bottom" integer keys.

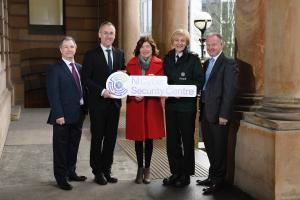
[{"left": 106, "top": 72, "right": 130, "bottom": 98}]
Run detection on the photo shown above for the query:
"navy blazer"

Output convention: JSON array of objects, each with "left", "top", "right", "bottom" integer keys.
[
  {"left": 82, "top": 45, "right": 125, "bottom": 110},
  {"left": 47, "top": 59, "right": 85, "bottom": 125},
  {"left": 200, "top": 52, "right": 239, "bottom": 123}
]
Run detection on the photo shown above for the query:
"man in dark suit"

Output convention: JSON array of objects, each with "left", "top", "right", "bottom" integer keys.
[
  {"left": 47, "top": 36, "right": 87, "bottom": 190},
  {"left": 196, "top": 32, "right": 239, "bottom": 195},
  {"left": 82, "top": 21, "right": 125, "bottom": 185}
]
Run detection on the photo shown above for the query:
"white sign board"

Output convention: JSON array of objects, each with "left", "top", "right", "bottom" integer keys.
[{"left": 106, "top": 71, "right": 197, "bottom": 99}]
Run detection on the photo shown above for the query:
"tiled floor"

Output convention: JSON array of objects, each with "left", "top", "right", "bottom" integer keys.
[{"left": 0, "top": 108, "right": 255, "bottom": 200}]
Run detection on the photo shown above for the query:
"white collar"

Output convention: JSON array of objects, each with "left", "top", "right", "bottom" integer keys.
[
  {"left": 100, "top": 43, "right": 112, "bottom": 51},
  {"left": 62, "top": 57, "right": 75, "bottom": 66}
]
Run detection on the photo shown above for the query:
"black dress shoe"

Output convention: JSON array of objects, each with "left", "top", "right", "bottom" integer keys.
[
  {"left": 175, "top": 175, "right": 190, "bottom": 187},
  {"left": 162, "top": 174, "right": 180, "bottom": 186},
  {"left": 69, "top": 175, "right": 87, "bottom": 182},
  {"left": 57, "top": 181, "right": 73, "bottom": 190},
  {"left": 202, "top": 183, "right": 223, "bottom": 195},
  {"left": 95, "top": 173, "right": 107, "bottom": 185},
  {"left": 196, "top": 178, "right": 212, "bottom": 186},
  {"left": 104, "top": 173, "right": 118, "bottom": 183}
]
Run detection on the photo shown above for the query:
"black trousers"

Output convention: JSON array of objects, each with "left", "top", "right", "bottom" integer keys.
[
  {"left": 89, "top": 103, "right": 120, "bottom": 176},
  {"left": 165, "top": 109, "right": 196, "bottom": 175},
  {"left": 201, "top": 104, "right": 228, "bottom": 184},
  {"left": 53, "top": 112, "right": 85, "bottom": 183}
]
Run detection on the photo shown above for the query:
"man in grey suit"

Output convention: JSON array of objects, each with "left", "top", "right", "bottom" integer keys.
[{"left": 196, "top": 32, "right": 239, "bottom": 195}]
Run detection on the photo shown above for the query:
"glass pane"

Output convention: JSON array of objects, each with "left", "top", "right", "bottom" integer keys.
[{"left": 29, "top": 0, "right": 63, "bottom": 25}]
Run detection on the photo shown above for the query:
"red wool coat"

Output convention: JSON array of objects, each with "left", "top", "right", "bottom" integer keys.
[{"left": 125, "top": 56, "right": 166, "bottom": 141}]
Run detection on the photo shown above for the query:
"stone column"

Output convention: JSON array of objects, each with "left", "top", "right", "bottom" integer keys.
[
  {"left": 160, "top": 0, "right": 188, "bottom": 56},
  {"left": 151, "top": 0, "right": 163, "bottom": 57},
  {"left": 227, "top": 0, "right": 266, "bottom": 184},
  {"left": 235, "top": 0, "right": 300, "bottom": 199},
  {"left": 234, "top": 0, "right": 265, "bottom": 116},
  {"left": 121, "top": 0, "right": 140, "bottom": 64}
]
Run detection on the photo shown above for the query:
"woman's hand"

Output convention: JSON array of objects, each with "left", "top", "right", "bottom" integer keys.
[{"left": 135, "top": 96, "right": 144, "bottom": 101}]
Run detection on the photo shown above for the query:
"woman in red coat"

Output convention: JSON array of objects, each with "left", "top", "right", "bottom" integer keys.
[{"left": 126, "top": 36, "right": 165, "bottom": 184}]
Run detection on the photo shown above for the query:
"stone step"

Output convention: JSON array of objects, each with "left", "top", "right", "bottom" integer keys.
[{"left": 11, "top": 105, "right": 21, "bottom": 121}]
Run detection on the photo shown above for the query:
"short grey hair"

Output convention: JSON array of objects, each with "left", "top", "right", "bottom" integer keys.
[
  {"left": 59, "top": 36, "right": 77, "bottom": 48},
  {"left": 206, "top": 32, "right": 223, "bottom": 41},
  {"left": 98, "top": 21, "right": 116, "bottom": 33}
]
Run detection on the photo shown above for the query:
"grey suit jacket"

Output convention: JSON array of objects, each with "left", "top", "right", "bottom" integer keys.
[{"left": 200, "top": 52, "right": 239, "bottom": 123}]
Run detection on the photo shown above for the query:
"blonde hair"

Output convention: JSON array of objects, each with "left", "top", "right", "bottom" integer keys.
[{"left": 170, "top": 29, "right": 190, "bottom": 46}]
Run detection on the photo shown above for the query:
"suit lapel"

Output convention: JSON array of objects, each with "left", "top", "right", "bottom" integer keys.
[
  {"left": 59, "top": 59, "right": 79, "bottom": 90},
  {"left": 207, "top": 52, "right": 224, "bottom": 82},
  {"left": 97, "top": 46, "right": 111, "bottom": 73},
  {"left": 60, "top": 59, "right": 73, "bottom": 78},
  {"left": 112, "top": 47, "right": 118, "bottom": 72}
]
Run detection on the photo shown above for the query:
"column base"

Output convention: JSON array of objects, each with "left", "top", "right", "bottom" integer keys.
[{"left": 235, "top": 117, "right": 300, "bottom": 200}]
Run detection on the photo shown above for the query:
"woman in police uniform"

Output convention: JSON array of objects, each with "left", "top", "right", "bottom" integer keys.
[{"left": 162, "top": 29, "right": 203, "bottom": 187}]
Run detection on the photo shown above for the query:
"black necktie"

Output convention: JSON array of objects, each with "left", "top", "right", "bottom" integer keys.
[
  {"left": 176, "top": 55, "right": 180, "bottom": 63},
  {"left": 106, "top": 49, "right": 113, "bottom": 72}
]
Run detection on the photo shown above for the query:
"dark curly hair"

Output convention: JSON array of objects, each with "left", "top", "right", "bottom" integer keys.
[{"left": 133, "top": 36, "right": 159, "bottom": 57}]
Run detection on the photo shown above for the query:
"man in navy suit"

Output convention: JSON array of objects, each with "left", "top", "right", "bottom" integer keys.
[
  {"left": 47, "top": 36, "right": 87, "bottom": 190},
  {"left": 196, "top": 32, "right": 239, "bottom": 195},
  {"left": 82, "top": 21, "right": 125, "bottom": 185}
]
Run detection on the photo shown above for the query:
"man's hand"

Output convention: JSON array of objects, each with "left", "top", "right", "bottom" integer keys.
[
  {"left": 103, "top": 89, "right": 114, "bottom": 98},
  {"left": 219, "top": 117, "right": 228, "bottom": 126},
  {"left": 56, "top": 117, "right": 65, "bottom": 125}
]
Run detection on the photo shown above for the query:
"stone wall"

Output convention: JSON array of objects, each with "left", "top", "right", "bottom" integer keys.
[
  {"left": 0, "top": 0, "right": 12, "bottom": 158},
  {"left": 8, "top": 0, "right": 118, "bottom": 106}
]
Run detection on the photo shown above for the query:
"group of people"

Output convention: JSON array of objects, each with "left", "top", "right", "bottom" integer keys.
[{"left": 46, "top": 21, "right": 238, "bottom": 196}]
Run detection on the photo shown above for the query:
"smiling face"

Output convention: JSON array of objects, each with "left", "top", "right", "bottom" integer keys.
[
  {"left": 206, "top": 34, "right": 224, "bottom": 57},
  {"left": 60, "top": 39, "right": 77, "bottom": 61},
  {"left": 172, "top": 34, "right": 187, "bottom": 54},
  {"left": 139, "top": 42, "right": 153, "bottom": 59},
  {"left": 99, "top": 24, "right": 116, "bottom": 48}
]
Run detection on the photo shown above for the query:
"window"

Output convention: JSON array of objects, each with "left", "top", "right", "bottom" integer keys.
[
  {"left": 189, "top": 0, "right": 235, "bottom": 58},
  {"left": 140, "top": 0, "right": 152, "bottom": 36},
  {"left": 28, "top": 0, "right": 65, "bottom": 34}
]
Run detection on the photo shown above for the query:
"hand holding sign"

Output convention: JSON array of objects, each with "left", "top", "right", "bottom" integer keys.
[{"left": 106, "top": 71, "right": 197, "bottom": 99}]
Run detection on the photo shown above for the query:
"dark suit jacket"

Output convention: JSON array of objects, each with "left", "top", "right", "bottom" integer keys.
[
  {"left": 200, "top": 52, "right": 239, "bottom": 123},
  {"left": 82, "top": 45, "right": 125, "bottom": 110},
  {"left": 47, "top": 59, "right": 86, "bottom": 125}
]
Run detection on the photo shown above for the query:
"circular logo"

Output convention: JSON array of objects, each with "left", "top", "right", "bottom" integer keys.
[
  {"left": 181, "top": 72, "right": 186, "bottom": 77},
  {"left": 106, "top": 71, "right": 130, "bottom": 98}
]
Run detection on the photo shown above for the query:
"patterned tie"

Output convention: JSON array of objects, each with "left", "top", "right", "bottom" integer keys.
[
  {"left": 203, "top": 58, "right": 215, "bottom": 90},
  {"left": 106, "top": 49, "right": 113, "bottom": 73},
  {"left": 70, "top": 63, "right": 82, "bottom": 97}
]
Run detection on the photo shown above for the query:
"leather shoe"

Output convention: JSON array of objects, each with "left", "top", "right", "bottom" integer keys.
[
  {"left": 95, "top": 173, "right": 107, "bottom": 185},
  {"left": 57, "top": 181, "right": 73, "bottom": 190},
  {"left": 162, "top": 174, "right": 180, "bottom": 186},
  {"left": 202, "top": 183, "right": 223, "bottom": 195},
  {"left": 68, "top": 175, "right": 87, "bottom": 182},
  {"left": 175, "top": 175, "right": 190, "bottom": 187},
  {"left": 196, "top": 178, "right": 212, "bottom": 186},
  {"left": 104, "top": 173, "right": 118, "bottom": 183}
]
